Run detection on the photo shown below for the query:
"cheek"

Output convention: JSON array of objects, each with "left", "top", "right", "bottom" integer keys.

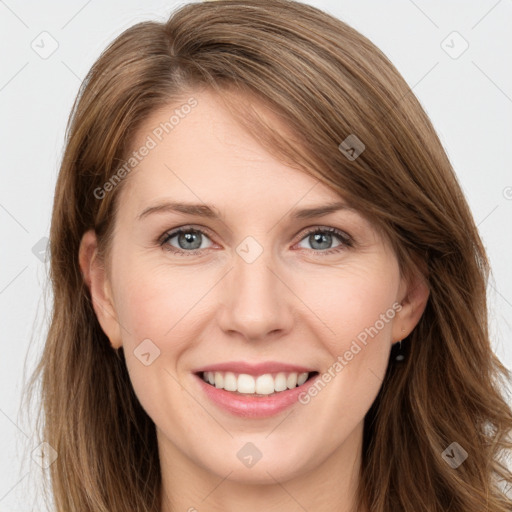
[
  {"left": 110, "top": 262, "right": 197, "bottom": 427},
  {"left": 112, "top": 257, "right": 206, "bottom": 347},
  {"left": 295, "top": 259, "right": 400, "bottom": 359},
  {"left": 303, "top": 267, "right": 399, "bottom": 414}
]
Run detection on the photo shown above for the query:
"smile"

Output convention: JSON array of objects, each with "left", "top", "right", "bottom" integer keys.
[
  {"left": 192, "top": 362, "right": 321, "bottom": 418},
  {"left": 199, "top": 370, "right": 318, "bottom": 396}
]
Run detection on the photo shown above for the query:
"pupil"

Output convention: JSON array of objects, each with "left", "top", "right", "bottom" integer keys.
[
  {"left": 311, "top": 232, "right": 331, "bottom": 250},
  {"left": 179, "top": 231, "right": 202, "bottom": 250}
]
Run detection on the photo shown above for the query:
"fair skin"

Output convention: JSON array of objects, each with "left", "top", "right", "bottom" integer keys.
[{"left": 79, "top": 89, "right": 429, "bottom": 512}]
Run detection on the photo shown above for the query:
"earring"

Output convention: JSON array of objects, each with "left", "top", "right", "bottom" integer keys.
[{"left": 394, "top": 327, "right": 406, "bottom": 362}]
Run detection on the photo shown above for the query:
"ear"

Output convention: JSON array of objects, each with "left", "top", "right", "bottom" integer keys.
[
  {"left": 78, "top": 230, "right": 122, "bottom": 349},
  {"left": 392, "top": 264, "right": 430, "bottom": 343}
]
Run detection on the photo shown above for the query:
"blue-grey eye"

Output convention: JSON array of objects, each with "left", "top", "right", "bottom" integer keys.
[
  {"left": 164, "top": 229, "right": 213, "bottom": 251},
  {"left": 297, "top": 230, "right": 343, "bottom": 251}
]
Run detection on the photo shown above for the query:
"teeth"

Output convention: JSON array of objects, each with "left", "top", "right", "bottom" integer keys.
[
  {"left": 297, "top": 372, "right": 308, "bottom": 386},
  {"left": 238, "top": 374, "right": 255, "bottom": 393},
  {"left": 255, "top": 374, "right": 274, "bottom": 394},
  {"left": 223, "top": 372, "right": 237, "bottom": 391},
  {"left": 202, "top": 371, "right": 311, "bottom": 395},
  {"left": 274, "top": 372, "right": 288, "bottom": 392},
  {"left": 286, "top": 373, "right": 297, "bottom": 389},
  {"left": 214, "top": 372, "right": 224, "bottom": 389}
]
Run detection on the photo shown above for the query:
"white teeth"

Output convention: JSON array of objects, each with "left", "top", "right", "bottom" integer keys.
[
  {"left": 286, "top": 373, "right": 298, "bottom": 389},
  {"left": 255, "top": 374, "right": 275, "bottom": 395},
  {"left": 223, "top": 372, "right": 237, "bottom": 391},
  {"left": 201, "top": 371, "right": 312, "bottom": 395},
  {"left": 237, "top": 374, "right": 255, "bottom": 393},
  {"left": 214, "top": 372, "right": 224, "bottom": 389},
  {"left": 274, "top": 372, "right": 288, "bottom": 392},
  {"left": 297, "top": 372, "right": 308, "bottom": 386}
]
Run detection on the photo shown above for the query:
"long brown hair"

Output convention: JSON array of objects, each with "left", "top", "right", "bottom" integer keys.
[{"left": 23, "top": 0, "right": 512, "bottom": 510}]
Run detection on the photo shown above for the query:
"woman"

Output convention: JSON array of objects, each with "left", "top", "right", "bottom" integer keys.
[{"left": 25, "top": 0, "right": 512, "bottom": 510}]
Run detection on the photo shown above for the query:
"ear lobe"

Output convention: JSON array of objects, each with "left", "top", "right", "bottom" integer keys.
[
  {"left": 78, "top": 229, "right": 122, "bottom": 349},
  {"left": 393, "top": 269, "right": 430, "bottom": 342}
]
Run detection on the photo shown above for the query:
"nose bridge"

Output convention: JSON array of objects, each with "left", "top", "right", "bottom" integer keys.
[
  {"left": 235, "top": 247, "right": 275, "bottom": 300},
  {"left": 217, "top": 240, "right": 292, "bottom": 340}
]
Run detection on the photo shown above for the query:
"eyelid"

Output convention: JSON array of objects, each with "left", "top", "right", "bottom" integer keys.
[
  {"left": 158, "top": 224, "right": 218, "bottom": 254},
  {"left": 297, "top": 225, "right": 353, "bottom": 245},
  {"left": 158, "top": 224, "right": 216, "bottom": 244}
]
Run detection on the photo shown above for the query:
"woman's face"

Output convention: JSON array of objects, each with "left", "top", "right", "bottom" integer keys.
[{"left": 84, "top": 89, "right": 425, "bottom": 487}]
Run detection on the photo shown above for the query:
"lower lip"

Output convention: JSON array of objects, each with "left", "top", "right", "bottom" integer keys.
[{"left": 194, "top": 373, "right": 320, "bottom": 418}]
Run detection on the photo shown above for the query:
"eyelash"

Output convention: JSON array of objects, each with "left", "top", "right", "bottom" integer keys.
[{"left": 158, "top": 225, "right": 354, "bottom": 257}]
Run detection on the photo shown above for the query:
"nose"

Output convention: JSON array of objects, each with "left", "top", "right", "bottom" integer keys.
[{"left": 216, "top": 247, "right": 294, "bottom": 342}]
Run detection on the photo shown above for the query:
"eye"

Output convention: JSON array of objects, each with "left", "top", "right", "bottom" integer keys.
[
  {"left": 160, "top": 226, "right": 214, "bottom": 255},
  {"left": 296, "top": 227, "right": 353, "bottom": 254},
  {"left": 159, "top": 225, "right": 353, "bottom": 256}
]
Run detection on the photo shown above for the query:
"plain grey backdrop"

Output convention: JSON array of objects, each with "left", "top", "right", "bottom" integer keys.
[{"left": 1, "top": 0, "right": 511, "bottom": 509}]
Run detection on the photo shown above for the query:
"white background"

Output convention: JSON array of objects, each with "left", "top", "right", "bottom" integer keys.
[{"left": 1, "top": 0, "right": 511, "bottom": 509}]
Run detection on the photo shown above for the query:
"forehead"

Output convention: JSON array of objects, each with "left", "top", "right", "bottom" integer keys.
[{"left": 119, "top": 89, "right": 345, "bottom": 210}]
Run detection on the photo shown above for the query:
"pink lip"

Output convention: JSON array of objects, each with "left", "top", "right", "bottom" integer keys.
[
  {"left": 193, "top": 372, "right": 320, "bottom": 419},
  {"left": 192, "top": 360, "right": 315, "bottom": 376}
]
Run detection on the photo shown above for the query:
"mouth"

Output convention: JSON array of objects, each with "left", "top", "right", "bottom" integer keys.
[{"left": 195, "top": 370, "right": 320, "bottom": 397}]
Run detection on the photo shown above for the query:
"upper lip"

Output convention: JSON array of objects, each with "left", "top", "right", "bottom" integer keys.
[{"left": 193, "top": 361, "right": 317, "bottom": 376}]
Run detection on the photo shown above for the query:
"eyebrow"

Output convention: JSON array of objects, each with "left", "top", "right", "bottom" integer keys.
[{"left": 137, "top": 200, "right": 355, "bottom": 222}]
